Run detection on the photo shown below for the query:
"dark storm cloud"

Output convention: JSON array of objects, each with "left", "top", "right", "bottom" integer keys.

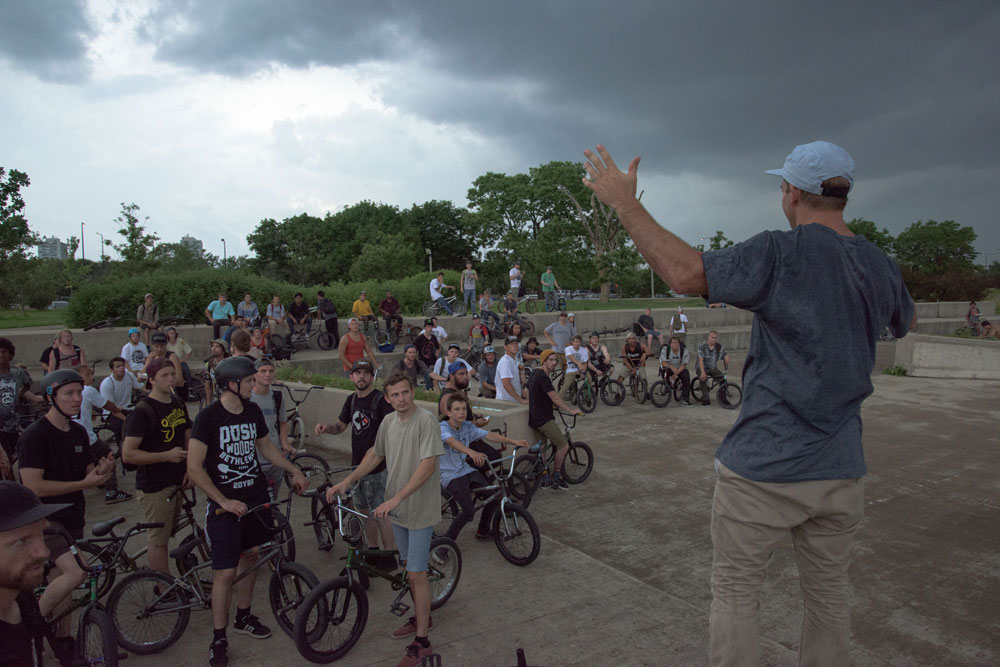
[{"left": 0, "top": 0, "right": 93, "bottom": 81}]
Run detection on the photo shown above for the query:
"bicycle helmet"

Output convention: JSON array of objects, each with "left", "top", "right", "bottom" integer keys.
[
  {"left": 41, "top": 369, "right": 85, "bottom": 419},
  {"left": 213, "top": 356, "right": 257, "bottom": 394},
  {"left": 128, "top": 327, "right": 141, "bottom": 336}
]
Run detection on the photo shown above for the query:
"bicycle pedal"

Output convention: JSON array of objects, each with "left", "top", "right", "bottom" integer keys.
[{"left": 390, "top": 601, "right": 411, "bottom": 617}]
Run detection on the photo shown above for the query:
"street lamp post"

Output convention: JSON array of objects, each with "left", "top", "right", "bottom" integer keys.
[
  {"left": 97, "top": 232, "right": 106, "bottom": 261},
  {"left": 425, "top": 247, "right": 432, "bottom": 273},
  {"left": 80, "top": 222, "right": 85, "bottom": 260},
  {"left": 221, "top": 238, "right": 227, "bottom": 267}
]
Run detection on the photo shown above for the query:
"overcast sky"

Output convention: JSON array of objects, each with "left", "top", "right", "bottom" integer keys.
[{"left": 2, "top": 0, "right": 998, "bottom": 265}]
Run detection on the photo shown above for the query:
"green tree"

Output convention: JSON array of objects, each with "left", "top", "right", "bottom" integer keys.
[
  {"left": 349, "top": 231, "right": 423, "bottom": 282},
  {"left": 113, "top": 203, "right": 159, "bottom": 275},
  {"left": 402, "top": 200, "right": 477, "bottom": 270},
  {"left": 558, "top": 183, "right": 625, "bottom": 302},
  {"left": 148, "top": 241, "right": 215, "bottom": 272},
  {"left": 846, "top": 218, "right": 894, "bottom": 254},
  {"left": 0, "top": 167, "right": 38, "bottom": 311},
  {"left": 708, "top": 230, "right": 734, "bottom": 250},
  {"left": 893, "top": 220, "right": 977, "bottom": 274}
]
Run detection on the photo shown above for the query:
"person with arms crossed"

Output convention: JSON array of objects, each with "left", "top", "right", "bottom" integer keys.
[
  {"left": 314, "top": 360, "right": 396, "bottom": 565},
  {"left": 186, "top": 356, "right": 308, "bottom": 667},
  {"left": 0, "top": 481, "right": 74, "bottom": 666},
  {"left": 325, "top": 371, "right": 443, "bottom": 667},
  {"left": 17, "top": 370, "right": 114, "bottom": 650},
  {"left": 582, "top": 140, "right": 915, "bottom": 666},
  {"left": 205, "top": 292, "right": 236, "bottom": 341},
  {"left": 121, "top": 356, "right": 191, "bottom": 574},
  {"left": 527, "top": 349, "right": 583, "bottom": 489},
  {"left": 697, "top": 330, "right": 731, "bottom": 407}
]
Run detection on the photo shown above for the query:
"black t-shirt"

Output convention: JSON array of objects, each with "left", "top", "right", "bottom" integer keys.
[
  {"left": 288, "top": 301, "right": 309, "bottom": 320},
  {"left": 413, "top": 334, "right": 439, "bottom": 366},
  {"left": 0, "top": 592, "right": 45, "bottom": 667},
  {"left": 623, "top": 342, "right": 644, "bottom": 364},
  {"left": 337, "top": 391, "right": 392, "bottom": 472},
  {"left": 191, "top": 400, "right": 269, "bottom": 502},
  {"left": 638, "top": 314, "right": 655, "bottom": 330},
  {"left": 379, "top": 297, "right": 400, "bottom": 315},
  {"left": 125, "top": 395, "right": 191, "bottom": 493},
  {"left": 587, "top": 344, "right": 607, "bottom": 366},
  {"left": 527, "top": 370, "right": 556, "bottom": 429},
  {"left": 16, "top": 417, "right": 94, "bottom": 529}
]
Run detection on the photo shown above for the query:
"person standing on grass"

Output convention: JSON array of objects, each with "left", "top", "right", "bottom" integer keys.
[
  {"left": 540, "top": 266, "right": 560, "bottom": 310},
  {"left": 583, "top": 140, "right": 915, "bottom": 666},
  {"left": 325, "top": 370, "right": 443, "bottom": 667},
  {"left": 121, "top": 356, "right": 191, "bottom": 574}
]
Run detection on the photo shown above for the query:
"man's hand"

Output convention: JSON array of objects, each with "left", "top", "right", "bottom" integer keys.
[
  {"left": 373, "top": 496, "right": 401, "bottom": 519},
  {"left": 571, "top": 407, "right": 583, "bottom": 416},
  {"left": 281, "top": 441, "right": 296, "bottom": 457},
  {"left": 582, "top": 145, "right": 641, "bottom": 211},
  {"left": 83, "top": 466, "right": 113, "bottom": 489},
  {"left": 290, "top": 470, "right": 309, "bottom": 494},
  {"left": 219, "top": 498, "right": 248, "bottom": 517},
  {"left": 0, "top": 448, "right": 10, "bottom": 478},
  {"left": 700, "top": 371, "right": 708, "bottom": 381},
  {"left": 325, "top": 481, "right": 350, "bottom": 504},
  {"left": 164, "top": 447, "right": 187, "bottom": 464},
  {"left": 468, "top": 451, "right": 487, "bottom": 467},
  {"left": 512, "top": 439, "right": 530, "bottom": 449}
]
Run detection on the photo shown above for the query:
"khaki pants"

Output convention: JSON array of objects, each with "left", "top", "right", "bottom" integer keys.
[
  {"left": 709, "top": 462, "right": 863, "bottom": 667},
  {"left": 560, "top": 370, "right": 579, "bottom": 401}
]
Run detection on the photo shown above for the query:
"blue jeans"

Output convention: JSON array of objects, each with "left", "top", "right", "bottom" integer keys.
[
  {"left": 390, "top": 524, "right": 434, "bottom": 573},
  {"left": 435, "top": 296, "right": 454, "bottom": 315},
  {"left": 463, "top": 289, "right": 476, "bottom": 312}
]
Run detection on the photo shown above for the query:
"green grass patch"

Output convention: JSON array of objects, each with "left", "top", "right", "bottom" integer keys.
[
  {"left": 882, "top": 364, "right": 908, "bottom": 377},
  {"left": 275, "top": 364, "right": 440, "bottom": 403},
  {"left": 0, "top": 308, "right": 67, "bottom": 330}
]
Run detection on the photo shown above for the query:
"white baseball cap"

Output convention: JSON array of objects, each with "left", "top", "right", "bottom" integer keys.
[{"left": 766, "top": 141, "right": 855, "bottom": 196}]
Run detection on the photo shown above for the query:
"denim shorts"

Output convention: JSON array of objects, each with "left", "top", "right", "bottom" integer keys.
[
  {"left": 390, "top": 523, "right": 434, "bottom": 573},
  {"left": 353, "top": 469, "right": 388, "bottom": 511}
]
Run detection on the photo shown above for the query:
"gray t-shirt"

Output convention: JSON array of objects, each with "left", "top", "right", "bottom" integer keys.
[
  {"left": 249, "top": 388, "right": 287, "bottom": 475},
  {"left": 544, "top": 321, "right": 575, "bottom": 350},
  {"left": 702, "top": 224, "right": 914, "bottom": 483}
]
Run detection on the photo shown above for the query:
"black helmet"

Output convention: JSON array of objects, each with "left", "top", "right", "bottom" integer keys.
[
  {"left": 213, "top": 356, "right": 257, "bottom": 393},
  {"left": 42, "top": 369, "right": 84, "bottom": 400}
]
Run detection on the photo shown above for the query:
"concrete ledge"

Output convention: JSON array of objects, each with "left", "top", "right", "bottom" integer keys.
[{"left": 894, "top": 333, "right": 1000, "bottom": 379}]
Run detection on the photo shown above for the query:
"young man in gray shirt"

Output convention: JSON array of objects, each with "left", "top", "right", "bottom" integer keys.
[
  {"left": 248, "top": 358, "right": 294, "bottom": 494},
  {"left": 583, "top": 140, "right": 915, "bottom": 666}
]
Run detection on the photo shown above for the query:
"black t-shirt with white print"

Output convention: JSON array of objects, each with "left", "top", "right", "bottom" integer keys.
[
  {"left": 337, "top": 390, "right": 393, "bottom": 472},
  {"left": 191, "top": 399, "right": 269, "bottom": 502},
  {"left": 124, "top": 395, "right": 191, "bottom": 493}
]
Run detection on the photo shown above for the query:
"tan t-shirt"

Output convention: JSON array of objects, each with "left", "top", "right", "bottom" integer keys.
[{"left": 373, "top": 407, "right": 443, "bottom": 530}]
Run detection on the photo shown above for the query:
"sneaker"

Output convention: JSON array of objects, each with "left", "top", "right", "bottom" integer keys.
[
  {"left": 701, "top": 398, "right": 711, "bottom": 406},
  {"left": 104, "top": 489, "right": 132, "bottom": 504},
  {"left": 233, "top": 613, "right": 271, "bottom": 639},
  {"left": 209, "top": 638, "right": 228, "bottom": 667},
  {"left": 397, "top": 640, "right": 434, "bottom": 667},
  {"left": 391, "top": 616, "right": 432, "bottom": 640},
  {"left": 474, "top": 529, "right": 493, "bottom": 541},
  {"left": 430, "top": 547, "right": 450, "bottom": 566},
  {"left": 539, "top": 472, "right": 552, "bottom": 488},
  {"left": 682, "top": 400, "right": 693, "bottom": 407},
  {"left": 552, "top": 473, "right": 570, "bottom": 490}
]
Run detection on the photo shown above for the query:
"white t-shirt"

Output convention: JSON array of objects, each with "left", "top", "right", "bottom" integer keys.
[
  {"left": 100, "top": 373, "right": 142, "bottom": 411},
  {"left": 429, "top": 278, "right": 445, "bottom": 300},
  {"left": 669, "top": 313, "right": 689, "bottom": 334},
  {"left": 432, "top": 358, "right": 474, "bottom": 390},
  {"left": 73, "top": 386, "right": 104, "bottom": 445},
  {"left": 431, "top": 326, "right": 448, "bottom": 343},
  {"left": 495, "top": 354, "right": 521, "bottom": 402},
  {"left": 564, "top": 345, "right": 590, "bottom": 374},
  {"left": 121, "top": 341, "right": 149, "bottom": 371},
  {"left": 509, "top": 267, "right": 521, "bottom": 288}
]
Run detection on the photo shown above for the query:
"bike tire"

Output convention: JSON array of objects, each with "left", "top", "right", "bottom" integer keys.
[
  {"left": 557, "top": 297, "right": 567, "bottom": 311},
  {"left": 690, "top": 378, "right": 709, "bottom": 402},
  {"left": 544, "top": 297, "right": 555, "bottom": 312},
  {"left": 172, "top": 532, "right": 213, "bottom": 590},
  {"left": 563, "top": 442, "right": 594, "bottom": 484},
  {"left": 672, "top": 381, "right": 686, "bottom": 402},
  {"left": 317, "top": 332, "right": 335, "bottom": 350},
  {"left": 635, "top": 377, "right": 648, "bottom": 405},
  {"left": 524, "top": 298, "right": 535, "bottom": 314},
  {"left": 293, "top": 576, "right": 368, "bottom": 664},
  {"left": 422, "top": 301, "right": 437, "bottom": 318},
  {"left": 576, "top": 382, "right": 597, "bottom": 413},
  {"left": 374, "top": 330, "right": 389, "bottom": 346},
  {"left": 310, "top": 495, "right": 338, "bottom": 551},
  {"left": 428, "top": 536, "right": 462, "bottom": 608},
  {"left": 511, "top": 454, "right": 541, "bottom": 503},
  {"left": 288, "top": 452, "right": 332, "bottom": 489},
  {"left": 648, "top": 380, "right": 672, "bottom": 408},
  {"left": 75, "top": 540, "right": 118, "bottom": 600},
  {"left": 108, "top": 569, "right": 190, "bottom": 655},
  {"left": 77, "top": 605, "right": 119, "bottom": 667},
  {"left": 272, "top": 506, "right": 297, "bottom": 563},
  {"left": 520, "top": 318, "right": 535, "bottom": 336},
  {"left": 270, "top": 561, "right": 320, "bottom": 638},
  {"left": 269, "top": 333, "right": 286, "bottom": 352},
  {"left": 719, "top": 382, "right": 743, "bottom": 409},
  {"left": 433, "top": 488, "right": 459, "bottom": 538},
  {"left": 492, "top": 503, "right": 540, "bottom": 567},
  {"left": 599, "top": 378, "right": 626, "bottom": 406},
  {"left": 453, "top": 301, "right": 467, "bottom": 317}
]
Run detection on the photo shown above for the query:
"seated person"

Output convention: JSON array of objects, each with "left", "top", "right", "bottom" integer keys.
[
  {"left": 379, "top": 290, "right": 403, "bottom": 331},
  {"left": 351, "top": 291, "right": 376, "bottom": 331},
  {"left": 502, "top": 291, "right": 518, "bottom": 322},
  {"left": 121, "top": 328, "right": 149, "bottom": 375},
  {"left": 468, "top": 314, "right": 489, "bottom": 352},
  {"left": 395, "top": 344, "right": 431, "bottom": 387},
  {"left": 521, "top": 337, "right": 542, "bottom": 367},
  {"left": 660, "top": 336, "right": 692, "bottom": 406},
  {"left": 978, "top": 320, "right": 999, "bottom": 339},
  {"left": 223, "top": 315, "right": 248, "bottom": 343},
  {"left": 286, "top": 292, "right": 313, "bottom": 338},
  {"left": 431, "top": 344, "right": 476, "bottom": 390},
  {"left": 586, "top": 332, "right": 613, "bottom": 377},
  {"left": 477, "top": 346, "right": 498, "bottom": 398},
  {"left": 620, "top": 332, "right": 649, "bottom": 382}
]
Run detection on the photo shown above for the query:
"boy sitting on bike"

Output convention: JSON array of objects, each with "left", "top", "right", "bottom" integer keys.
[
  {"left": 660, "top": 336, "right": 693, "bottom": 406},
  {"left": 696, "top": 330, "right": 731, "bottom": 406},
  {"left": 439, "top": 393, "right": 527, "bottom": 542}
]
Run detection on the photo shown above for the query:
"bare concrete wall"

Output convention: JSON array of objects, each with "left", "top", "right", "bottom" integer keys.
[{"left": 894, "top": 333, "right": 1000, "bottom": 379}]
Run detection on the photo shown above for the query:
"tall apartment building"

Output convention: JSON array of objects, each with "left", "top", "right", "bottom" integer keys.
[
  {"left": 37, "top": 236, "right": 68, "bottom": 260},
  {"left": 180, "top": 234, "right": 204, "bottom": 255}
]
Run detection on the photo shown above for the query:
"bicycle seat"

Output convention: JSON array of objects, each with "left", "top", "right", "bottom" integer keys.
[
  {"left": 92, "top": 516, "right": 127, "bottom": 537},
  {"left": 169, "top": 536, "right": 207, "bottom": 561}
]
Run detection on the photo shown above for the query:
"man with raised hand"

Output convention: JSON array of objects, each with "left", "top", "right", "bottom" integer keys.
[
  {"left": 583, "top": 140, "right": 915, "bottom": 666},
  {"left": 325, "top": 371, "right": 443, "bottom": 667},
  {"left": 187, "top": 356, "right": 307, "bottom": 667}
]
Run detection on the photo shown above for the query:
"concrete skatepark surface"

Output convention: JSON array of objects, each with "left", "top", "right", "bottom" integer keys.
[{"left": 67, "top": 343, "right": 999, "bottom": 666}]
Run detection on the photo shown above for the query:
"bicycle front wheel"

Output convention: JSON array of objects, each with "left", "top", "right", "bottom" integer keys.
[
  {"left": 563, "top": 442, "right": 594, "bottom": 484},
  {"left": 428, "top": 536, "right": 462, "bottom": 608},
  {"left": 75, "top": 540, "right": 118, "bottom": 600},
  {"left": 635, "top": 377, "right": 648, "bottom": 405},
  {"left": 293, "top": 576, "right": 368, "bottom": 664},
  {"left": 452, "top": 300, "right": 467, "bottom": 317},
  {"left": 374, "top": 330, "right": 389, "bottom": 346},
  {"left": 288, "top": 452, "right": 332, "bottom": 489},
  {"left": 648, "top": 380, "right": 672, "bottom": 408},
  {"left": 719, "top": 382, "right": 743, "bottom": 409},
  {"left": 270, "top": 561, "right": 320, "bottom": 638},
  {"left": 433, "top": 488, "right": 459, "bottom": 538},
  {"left": 523, "top": 298, "right": 535, "bottom": 313},
  {"left": 108, "top": 569, "right": 190, "bottom": 655},
  {"left": 77, "top": 605, "right": 119, "bottom": 667},
  {"left": 557, "top": 297, "right": 567, "bottom": 311},
  {"left": 492, "top": 503, "right": 540, "bottom": 566},
  {"left": 422, "top": 301, "right": 437, "bottom": 318},
  {"left": 317, "top": 332, "right": 335, "bottom": 350},
  {"left": 576, "top": 382, "right": 597, "bottom": 413},
  {"left": 511, "top": 454, "right": 541, "bottom": 503},
  {"left": 599, "top": 378, "right": 626, "bottom": 406}
]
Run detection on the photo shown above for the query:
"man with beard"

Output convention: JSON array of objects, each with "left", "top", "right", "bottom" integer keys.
[
  {"left": 0, "top": 482, "right": 73, "bottom": 665},
  {"left": 314, "top": 360, "right": 396, "bottom": 560}
]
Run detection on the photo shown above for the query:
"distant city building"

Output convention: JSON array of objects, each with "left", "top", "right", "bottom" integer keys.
[
  {"left": 37, "top": 236, "right": 68, "bottom": 260},
  {"left": 180, "top": 234, "right": 204, "bottom": 255}
]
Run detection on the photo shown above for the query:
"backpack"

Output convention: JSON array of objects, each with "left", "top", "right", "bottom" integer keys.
[
  {"left": 631, "top": 322, "right": 644, "bottom": 336},
  {"left": 377, "top": 342, "right": 395, "bottom": 353}
]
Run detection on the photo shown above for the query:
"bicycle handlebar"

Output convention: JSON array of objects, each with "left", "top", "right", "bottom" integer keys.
[{"left": 556, "top": 411, "right": 579, "bottom": 429}]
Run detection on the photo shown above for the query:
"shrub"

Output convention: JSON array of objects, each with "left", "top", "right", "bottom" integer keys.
[
  {"left": 882, "top": 364, "right": 908, "bottom": 377},
  {"left": 900, "top": 267, "right": 995, "bottom": 302}
]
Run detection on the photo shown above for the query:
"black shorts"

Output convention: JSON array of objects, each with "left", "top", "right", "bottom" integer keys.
[
  {"left": 205, "top": 494, "right": 274, "bottom": 570},
  {"left": 45, "top": 520, "right": 84, "bottom": 562}
]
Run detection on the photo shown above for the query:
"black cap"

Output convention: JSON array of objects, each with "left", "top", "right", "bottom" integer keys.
[
  {"left": 447, "top": 343, "right": 461, "bottom": 351},
  {"left": 504, "top": 335, "right": 520, "bottom": 345},
  {"left": 0, "top": 481, "right": 72, "bottom": 532},
  {"left": 424, "top": 318, "right": 434, "bottom": 326},
  {"left": 151, "top": 331, "right": 168, "bottom": 344},
  {"left": 351, "top": 359, "right": 374, "bottom": 373}
]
